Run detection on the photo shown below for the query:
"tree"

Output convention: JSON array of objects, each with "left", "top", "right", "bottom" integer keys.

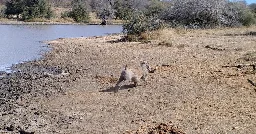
[
  {"left": 0, "top": 4, "right": 6, "bottom": 18},
  {"left": 68, "top": 0, "right": 90, "bottom": 22},
  {"left": 5, "top": 0, "right": 52, "bottom": 20},
  {"left": 144, "top": 0, "right": 167, "bottom": 17},
  {"left": 249, "top": 3, "right": 256, "bottom": 13},
  {"left": 89, "top": 0, "right": 115, "bottom": 20},
  {"left": 22, "top": 0, "right": 53, "bottom": 20},
  {"left": 113, "top": 0, "right": 133, "bottom": 20},
  {"left": 5, "top": 0, "right": 24, "bottom": 16},
  {"left": 159, "top": 0, "right": 253, "bottom": 28}
]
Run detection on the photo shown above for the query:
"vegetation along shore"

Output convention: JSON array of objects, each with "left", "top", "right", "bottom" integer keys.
[{"left": 0, "top": 0, "right": 256, "bottom": 133}]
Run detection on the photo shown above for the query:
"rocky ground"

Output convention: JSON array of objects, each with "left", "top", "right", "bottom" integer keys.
[{"left": 0, "top": 27, "right": 256, "bottom": 134}]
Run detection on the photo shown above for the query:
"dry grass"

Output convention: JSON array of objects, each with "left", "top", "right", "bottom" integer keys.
[{"left": 52, "top": 7, "right": 71, "bottom": 18}]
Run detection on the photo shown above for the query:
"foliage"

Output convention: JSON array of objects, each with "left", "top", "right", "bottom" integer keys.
[
  {"left": 144, "top": 0, "right": 167, "bottom": 17},
  {"left": 22, "top": 0, "right": 53, "bottom": 20},
  {"left": 0, "top": 5, "right": 6, "bottom": 18},
  {"left": 160, "top": 0, "right": 255, "bottom": 28},
  {"left": 2, "top": 0, "right": 255, "bottom": 27},
  {"left": 90, "top": 0, "right": 149, "bottom": 20},
  {"left": 123, "top": 0, "right": 256, "bottom": 38},
  {"left": 92, "top": 0, "right": 116, "bottom": 20},
  {"left": 62, "top": 0, "right": 89, "bottom": 23},
  {"left": 221, "top": 1, "right": 255, "bottom": 27},
  {"left": 249, "top": 3, "right": 256, "bottom": 13},
  {"left": 240, "top": 9, "right": 256, "bottom": 26},
  {"left": 5, "top": 0, "right": 52, "bottom": 20},
  {"left": 113, "top": 0, "right": 133, "bottom": 20},
  {"left": 123, "top": 10, "right": 164, "bottom": 36},
  {"left": 160, "top": 0, "right": 243, "bottom": 28},
  {"left": 5, "top": 0, "right": 24, "bottom": 16},
  {"left": 69, "top": 5, "right": 89, "bottom": 22}
]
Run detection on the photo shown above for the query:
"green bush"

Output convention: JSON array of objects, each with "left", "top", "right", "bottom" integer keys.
[
  {"left": 65, "top": 0, "right": 89, "bottom": 23},
  {"left": 122, "top": 1, "right": 167, "bottom": 37},
  {"left": 240, "top": 9, "right": 256, "bottom": 26},
  {"left": 5, "top": 0, "right": 24, "bottom": 16},
  {"left": 69, "top": 5, "right": 89, "bottom": 22},
  {"left": 5, "top": 0, "right": 53, "bottom": 20},
  {"left": 23, "top": 0, "right": 53, "bottom": 20},
  {"left": 144, "top": 0, "right": 167, "bottom": 17},
  {"left": 113, "top": 0, "right": 133, "bottom": 20},
  {"left": 122, "top": 0, "right": 256, "bottom": 39},
  {"left": 159, "top": 0, "right": 255, "bottom": 28},
  {"left": 122, "top": 1, "right": 166, "bottom": 37},
  {"left": 123, "top": 10, "right": 164, "bottom": 36},
  {"left": 249, "top": 3, "right": 256, "bottom": 14}
]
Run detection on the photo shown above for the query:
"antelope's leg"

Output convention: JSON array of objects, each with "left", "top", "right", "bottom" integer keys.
[
  {"left": 115, "top": 77, "right": 126, "bottom": 91},
  {"left": 132, "top": 77, "right": 139, "bottom": 87}
]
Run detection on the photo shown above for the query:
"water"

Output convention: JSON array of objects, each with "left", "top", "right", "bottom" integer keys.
[{"left": 0, "top": 25, "right": 122, "bottom": 72}]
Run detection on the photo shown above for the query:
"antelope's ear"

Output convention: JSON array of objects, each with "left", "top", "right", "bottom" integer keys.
[
  {"left": 124, "top": 64, "right": 128, "bottom": 70},
  {"left": 140, "top": 60, "right": 147, "bottom": 65}
]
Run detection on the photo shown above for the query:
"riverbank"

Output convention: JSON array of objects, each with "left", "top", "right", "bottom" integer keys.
[
  {"left": 0, "top": 18, "right": 123, "bottom": 25},
  {"left": 0, "top": 27, "right": 256, "bottom": 133}
]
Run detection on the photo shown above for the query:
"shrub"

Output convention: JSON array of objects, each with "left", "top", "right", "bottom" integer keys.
[
  {"left": 113, "top": 0, "right": 133, "bottom": 20},
  {"left": 160, "top": 0, "right": 251, "bottom": 28},
  {"left": 249, "top": 3, "right": 256, "bottom": 14},
  {"left": 5, "top": 0, "right": 53, "bottom": 20},
  {"left": 69, "top": 4, "right": 89, "bottom": 22},
  {"left": 240, "top": 9, "right": 256, "bottom": 26},
  {"left": 65, "top": 0, "right": 89, "bottom": 23},
  {"left": 0, "top": 5, "right": 6, "bottom": 18},
  {"left": 5, "top": 0, "right": 24, "bottom": 16},
  {"left": 161, "top": 0, "right": 227, "bottom": 28},
  {"left": 122, "top": 0, "right": 255, "bottom": 38},
  {"left": 23, "top": 0, "right": 53, "bottom": 20},
  {"left": 123, "top": 10, "right": 164, "bottom": 36},
  {"left": 144, "top": 0, "right": 168, "bottom": 17}
]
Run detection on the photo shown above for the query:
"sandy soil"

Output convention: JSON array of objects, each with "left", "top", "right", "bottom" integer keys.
[{"left": 0, "top": 27, "right": 256, "bottom": 134}]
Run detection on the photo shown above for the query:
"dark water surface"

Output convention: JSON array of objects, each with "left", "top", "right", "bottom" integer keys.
[{"left": 0, "top": 25, "right": 122, "bottom": 71}]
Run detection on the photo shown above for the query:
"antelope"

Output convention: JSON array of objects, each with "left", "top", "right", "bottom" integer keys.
[{"left": 115, "top": 61, "right": 150, "bottom": 91}]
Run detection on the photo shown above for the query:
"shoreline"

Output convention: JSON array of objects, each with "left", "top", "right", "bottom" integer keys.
[
  {"left": 0, "top": 19, "right": 124, "bottom": 25},
  {"left": 0, "top": 27, "right": 256, "bottom": 133},
  {"left": 0, "top": 24, "right": 122, "bottom": 74}
]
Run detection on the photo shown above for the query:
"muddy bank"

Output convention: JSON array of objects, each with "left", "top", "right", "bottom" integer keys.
[{"left": 0, "top": 27, "right": 256, "bottom": 133}]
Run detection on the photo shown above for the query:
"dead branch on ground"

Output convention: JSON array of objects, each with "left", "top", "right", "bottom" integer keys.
[{"left": 222, "top": 64, "right": 256, "bottom": 70}]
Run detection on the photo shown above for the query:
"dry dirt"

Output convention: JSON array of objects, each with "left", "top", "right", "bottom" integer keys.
[{"left": 0, "top": 27, "right": 256, "bottom": 134}]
